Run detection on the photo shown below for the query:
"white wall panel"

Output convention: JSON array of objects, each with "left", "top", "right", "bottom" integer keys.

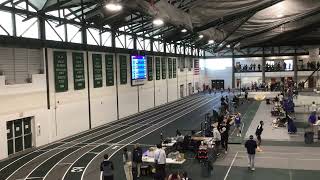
[
  {"left": 139, "top": 81, "right": 154, "bottom": 111},
  {"left": 117, "top": 54, "right": 138, "bottom": 118}
]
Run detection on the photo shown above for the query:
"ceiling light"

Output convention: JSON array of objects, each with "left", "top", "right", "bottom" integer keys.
[
  {"left": 105, "top": 3, "right": 122, "bottom": 12},
  {"left": 153, "top": 18, "right": 164, "bottom": 26},
  {"left": 199, "top": 34, "right": 204, "bottom": 39},
  {"left": 277, "top": 14, "right": 284, "bottom": 18},
  {"left": 208, "top": 40, "right": 214, "bottom": 44},
  {"left": 226, "top": 44, "right": 231, "bottom": 48},
  {"left": 181, "top": 29, "right": 187, "bottom": 33}
]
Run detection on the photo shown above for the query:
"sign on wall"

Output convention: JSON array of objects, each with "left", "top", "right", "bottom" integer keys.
[
  {"left": 105, "top": 54, "right": 114, "bottom": 86},
  {"left": 168, "top": 58, "right": 173, "bottom": 79},
  {"left": 72, "top": 52, "right": 85, "bottom": 90},
  {"left": 54, "top": 51, "right": 68, "bottom": 92},
  {"left": 194, "top": 59, "right": 200, "bottom": 75},
  {"left": 161, "top": 57, "right": 166, "bottom": 79},
  {"left": 119, "top": 55, "right": 127, "bottom": 84},
  {"left": 155, "top": 57, "right": 161, "bottom": 80},
  {"left": 92, "top": 54, "right": 103, "bottom": 88},
  {"left": 173, "top": 58, "right": 177, "bottom": 78},
  {"left": 147, "top": 56, "right": 153, "bottom": 81}
]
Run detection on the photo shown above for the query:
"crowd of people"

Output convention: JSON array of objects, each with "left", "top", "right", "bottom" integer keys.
[
  {"left": 234, "top": 63, "right": 261, "bottom": 72},
  {"left": 298, "top": 61, "right": 320, "bottom": 71}
]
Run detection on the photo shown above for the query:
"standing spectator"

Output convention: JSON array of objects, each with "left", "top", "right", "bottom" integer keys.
[
  {"left": 258, "top": 64, "right": 261, "bottom": 71},
  {"left": 245, "top": 90, "right": 248, "bottom": 101},
  {"left": 235, "top": 113, "right": 242, "bottom": 137},
  {"left": 307, "top": 61, "right": 311, "bottom": 70},
  {"left": 245, "top": 135, "right": 258, "bottom": 171},
  {"left": 310, "top": 101, "right": 318, "bottom": 115},
  {"left": 132, "top": 143, "right": 143, "bottom": 179},
  {"left": 154, "top": 144, "right": 166, "bottom": 180},
  {"left": 100, "top": 154, "right": 114, "bottom": 180},
  {"left": 253, "top": 63, "right": 256, "bottom": 71},
  {"left": 123, "top": 147, "right": 133, "bottom": 180},
  {"left": 255, "top": 121, "right": 264, "bottom": 152},
  {"left": 212, "top": 126, "right": 221, "bottom": 156},
  {"left": 308, "top": 113, "right": 317, "bottom": 134},
  {"left": 283, "top": 61, "right": 287, "bottom": 70},
  {"left": 220, "top": 120, "right": 231, "bottom": 154}
]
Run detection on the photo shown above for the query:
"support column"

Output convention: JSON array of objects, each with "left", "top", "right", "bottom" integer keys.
[
  {"left": 262, "top": 47, "right": 266, "bottom": 83},
  {"left": 232, "top": 49, "right": 235, "bottom": 88},
  {"left": 294, "top": 48, "right": 298, "bottom": 86}
]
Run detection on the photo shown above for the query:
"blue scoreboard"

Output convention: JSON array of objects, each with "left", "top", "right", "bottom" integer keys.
[{"left": 131, "top": 55, "right": 147, "bottom": 86}]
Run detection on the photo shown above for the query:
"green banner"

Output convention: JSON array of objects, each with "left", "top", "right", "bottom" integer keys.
[
  {"left": 119, "top": 55, "right": 127, "bottom": 84},
  {"left": 173, "top": 58, "right": 177, "bottom": 78},
  {"left": 92, "top": 54, "right": 103, "bottom": 88},
  {"left": 105, "top": 54, "right": 114, "bottom": 86},
  {"left": 147, "top": 56, "right": 153, "bottom": 81},
  {"left": 72, "top": 52, "right": 85, "bottom": 90},
  {"left": 168, "top": 58, "right": 172, "bottom": 79},
  {"left": 161, "top": 57, "right": 166, "bottom": 79},
  {"left": 54, "top": 51, "right": 68, "bottom": 92},
  {"left": 155, "top": 57, "right": 161, "bottom": 80}
]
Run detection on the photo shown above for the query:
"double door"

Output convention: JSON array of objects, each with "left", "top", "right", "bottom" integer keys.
[
  {"left": 211, "top": 80, "right": 224, "bottom": 90},
  {"left": 7, "top": 117, "right": 33, "bottom": 155}
]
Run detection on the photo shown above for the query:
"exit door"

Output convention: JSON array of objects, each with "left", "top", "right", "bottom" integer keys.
[
  {"left": 180, "top": 84, "right": 184, "bottom": 98},
  {"left": 188, "top": 83, "right": 193, "bottom": 96},
  {"left": 7, "top": 117, "right": 33, "bottom": 155},
  {"left": 211, "top": 80, "right": 224, "bottom": 90}
]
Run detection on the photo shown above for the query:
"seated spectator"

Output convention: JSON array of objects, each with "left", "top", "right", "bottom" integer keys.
[
  {"left": 168, "top": 172, "right": 181, "bottom": 180},
  {"left": 181, "top": 172, "right": 192, "bottom": 180}
]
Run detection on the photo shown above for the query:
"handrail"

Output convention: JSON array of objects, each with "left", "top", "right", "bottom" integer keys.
[{"left": 303, "top": 66, "right": 320, "bottom": 85}]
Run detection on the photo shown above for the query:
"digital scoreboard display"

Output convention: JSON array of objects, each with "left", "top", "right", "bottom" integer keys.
[{"left": 131, "top": 55, "right": 147, "bottom": 86}]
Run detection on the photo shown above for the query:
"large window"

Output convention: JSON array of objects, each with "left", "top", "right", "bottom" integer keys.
[
  {"left": 67, "top": 24, "right": 82, "bottom": 43},
  {"left": 15, "top": 14, "right": 39, "bottom": 39},
  {"left": 0, "top": 11, "right": 12, "bottom": 36},
  {"left": 45, "top": 20, "right": 65, "bottom": 41},
  {"left": 284, "top": 60, "right": 293, "bottom": 71}
]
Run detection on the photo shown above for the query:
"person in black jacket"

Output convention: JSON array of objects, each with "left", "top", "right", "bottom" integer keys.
[
  {"left": 255, "top": 121, "right": 264, "bottom": 151},
  {"left": 245, "top": 135, "right": 257, "bottom": 171},
  {"left": 132, "top": 143, "right": 143, "bottom": 179},
  {"left": 100, "top": 154, "right": 114, "bottom": 180}
]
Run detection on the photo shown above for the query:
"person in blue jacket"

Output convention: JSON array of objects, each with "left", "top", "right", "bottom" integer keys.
[{"left": 100, "top": 154, "right": 114, "bottom": 180}]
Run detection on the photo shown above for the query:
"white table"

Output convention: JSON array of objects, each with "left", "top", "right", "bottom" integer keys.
[{"left": 142, "top": 156, "right": 186, "bottom": 165}]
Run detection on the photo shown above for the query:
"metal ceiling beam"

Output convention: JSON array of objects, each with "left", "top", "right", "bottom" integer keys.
[{"left": 193, "top": 0, "right": 283, "bottom": 32}]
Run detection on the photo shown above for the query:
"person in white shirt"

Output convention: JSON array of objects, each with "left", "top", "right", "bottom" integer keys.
[
  {"left": 310, "top": 101, "right": 318, "bottom": 114},
  {"left": 213, "top": 127, "right": 221, "bottom": 156},
  {"left": 123, "top": 147, "right": 133, "bottom": 180},
  {"left": 154, "top": 144, "right": 166, "bottom": 180}
]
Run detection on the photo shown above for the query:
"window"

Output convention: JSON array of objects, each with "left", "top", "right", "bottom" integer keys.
[
  {"left": 15, "top": 14, "right": 39, "bottom": 39},
  {"left": 101, "top": 31, "right": 112, "bottom": 47},
  {"left": 266, "top": 61, "right": 274, "bottom": 66},
  {"left": 87, "top": 28, "right": 100, "bottom": 46},
  {"left": 67, "top": 24, "right": 82, "bottom": 43},
  {"left": 284, "top": 60, "right": 293, "bottom": 71},
  {"left": 45, "top": 20, "right": 65, "bottom": 41},
  {"left": 0, "top": 10, "right": 13, "bottom": 36}
]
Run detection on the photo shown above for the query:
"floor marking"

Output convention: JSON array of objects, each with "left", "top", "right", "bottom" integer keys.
[
  {"left": 25, "top": 177, "right": 44, "bottom": 179},
  {"left": 57, "top": 163, "right": 73, "bottom": 165},
  {"left": 112, "top": 146, "right": 119, "bottom": 150},
  {"left": 81, "top": 96, "right": 221, "bottom": 180},
  {"left": 224, "top": 151, "right": 238, "bottom": 180}
]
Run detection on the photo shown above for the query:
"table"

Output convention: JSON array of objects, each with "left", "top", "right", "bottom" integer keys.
[
  {"left": 142, "top": 156, "right": 186, "bottom": 164},
  {"left": 162, "top": 139, "right": 177, "bottom": 147}
]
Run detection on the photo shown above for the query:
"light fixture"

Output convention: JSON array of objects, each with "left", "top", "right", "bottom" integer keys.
[
  {"left": 105, "top": 2, "right": 122, "bottom": 12},
  {"left": 277, "top": 14, "right": 284, "bottom": 18},
  {"left": 226, "top": 44, "right": 231, "bottom": 48},
  {"left": 153, "top": 18, "right": 164, "bottom": 26},
  {"left": 199, "top": 34, "right": 204, "bottom": 39},
  {"left": 181, "top": 29, "right": 187, "bottom": 33},
  {"left": 208, "top": 40, "right": 214, "bottom": 44}
]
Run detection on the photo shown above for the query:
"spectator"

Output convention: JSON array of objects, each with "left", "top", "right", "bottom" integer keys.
[
  {"left": 255, "top": 121, "right": 264, "bottom": 152},
  {"left": 220, "top": 119, "right": 231, "bottom": 154},
  {"left": 235, "top": 113, "right": 242, "bottom": 137},
  {"left": 154, "top": 144, "right": 166, "bottom": 180},
  {"left": 100, "top": 154, "right": 114, "bottom": 180},
  {"left": 310, "top": 101, "right": 317, "bottom": 115},
  {"left": 212, "top": 126, "right": 221, "bottom": 155},
  {"left": 245, "top": 135, "right": 258, "bottom": 171},
  {"left": 258, "top": 64, "right": 261, "bottom": 71},
  {"left": 123, "top": 147, "right": 133, "bottom": 180},
  {"left": 168, "top": 172, "right": 181, "bottom": 180},
  {"left": 181, "top": 172, "right": 192, "bottom": 180},
  {"left": 132, "top": 143, "right": 143, "bottom": 179}
]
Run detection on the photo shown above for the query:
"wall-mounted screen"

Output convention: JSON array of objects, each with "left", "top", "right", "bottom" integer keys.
[{"left": 131, "top": 55, "right": 147, "bottom": 86}]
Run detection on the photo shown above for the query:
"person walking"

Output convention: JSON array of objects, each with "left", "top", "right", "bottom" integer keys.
[
  {"left": 154, "top": 144, "right": 166, "bottom": 180},
  {"left": 100, "top": 154, "right": 114, "bottom": 180},
  {"left": 220, "top": 120, "right": 231, "bottom": 154},
  {"left": 245, "top": 135, "right": 258, "bottom": 171},
  {"left": 123, "top": 147, "right": 133, "bottom": 180},
  {"left": 255, "top": 121, "right": 264, "bottom": 152},
  {"left": 235, "top": 113, "right": 242, "bottom": 137},
  {"left": 132, "top": 143, "right": 143, "bottom": 179}
]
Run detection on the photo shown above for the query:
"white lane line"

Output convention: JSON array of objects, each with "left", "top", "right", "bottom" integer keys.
[
  {"left": 81, "top": 96, "right": 220, "bottom": 180},
  {"left": 224, "top": 151, "right": 238, "bottom": 180},
  {"left": 1, "top": 95, "right": 201, "bottom": 176},
  {"left": 41, "top": 96, "right": 207, "bottom": 180},
  {"left": 64, "top": 96, "right": 215, "bottom": 180}
]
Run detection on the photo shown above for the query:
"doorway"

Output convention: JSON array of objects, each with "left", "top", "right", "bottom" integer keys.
[
  {"left": 7, "top": 117, "right": 33, "bottom": 155},
  {"left": 180, "top": 84, "right": 184, "bottom": 98},
  {"left": 188, "top": 83, "right": 193, "bottom": 96},
  {"left": 211, "top": 80, "right": 224, "bottom": 90}
]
